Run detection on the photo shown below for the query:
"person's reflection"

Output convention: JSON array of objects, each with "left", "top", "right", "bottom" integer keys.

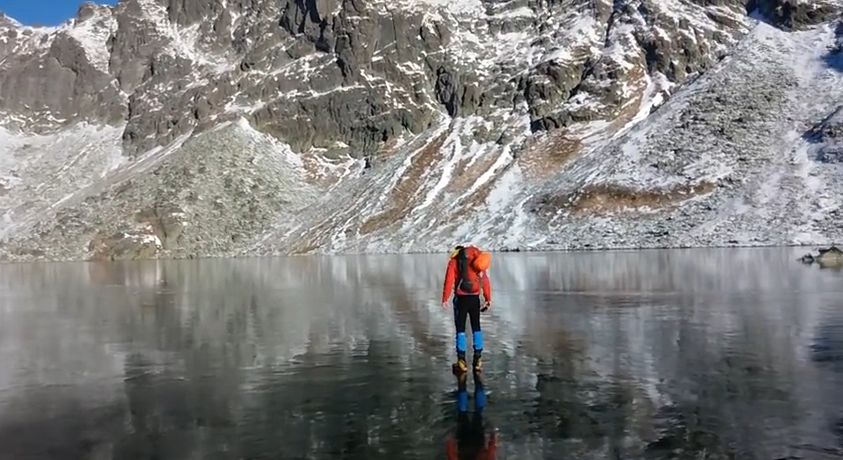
[{"left": 446, "top": 371, "right": 497, "bottom": 459}]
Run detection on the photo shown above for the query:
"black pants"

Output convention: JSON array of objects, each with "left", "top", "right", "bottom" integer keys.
[
  {"left": 454, "top": 295, "right": 481, "bottom": 334},
  {"left": 454, "top": 295, "right": 483, "bottom": 359}
]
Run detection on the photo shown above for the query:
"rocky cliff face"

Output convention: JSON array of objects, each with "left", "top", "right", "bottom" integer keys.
[{"left": 0, "top": 0, "right": 842, "bottom": 261}]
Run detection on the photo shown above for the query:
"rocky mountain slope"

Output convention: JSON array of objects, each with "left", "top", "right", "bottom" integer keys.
[{"left": 0, "top": 0, "right": 842, "bottom": 261}]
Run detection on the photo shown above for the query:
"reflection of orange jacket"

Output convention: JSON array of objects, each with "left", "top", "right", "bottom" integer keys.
[
  {"left": 445, "top": 434, "right": 497, "bottom": 460},
  {"left": 446, "top": 439, "right": 457, "bottom": 460},
  {"left": 442, "top": 247, "right": 491, "bottom": 303}
]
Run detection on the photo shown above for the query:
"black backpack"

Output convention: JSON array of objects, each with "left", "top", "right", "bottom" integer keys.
[{"left": 455, "top": 246, "right": 478, "bottom": 294}]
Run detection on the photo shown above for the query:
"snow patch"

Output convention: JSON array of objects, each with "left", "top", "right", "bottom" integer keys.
[
  {"left": 491, "top": 7, "right": 534, "bottom": 20},
  {"left": 463, "top": 146, "right": 515, "bottom": 198},
  {"left": 391, "top": 0, "right": 485, "bottom": 16},
  {"left": 67, "top": 9, "right": 116, "bottom": 74},
  {"left": 0, "top": 123, "right": 125, "bottom": 238},
  {"left": 235, "top": 117, "right": 305, "bottom": 170},
  {"left": 411, "top": 118, "right": 479, "bottom": 214},
  {"left": 485, "top": 165, "right": 530, "bottom": 246}
]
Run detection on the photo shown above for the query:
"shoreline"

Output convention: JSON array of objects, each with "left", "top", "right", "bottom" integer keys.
[{"left": 0, "top": 241, "right": 831, "bottom": 266}]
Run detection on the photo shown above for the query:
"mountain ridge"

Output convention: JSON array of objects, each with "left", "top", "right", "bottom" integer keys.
[{"left": 0, "top": 0, "right": 842, "bottom": 261}]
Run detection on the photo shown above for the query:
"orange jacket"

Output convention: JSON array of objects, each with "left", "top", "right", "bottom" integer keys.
[{"left": 442, "top": 247, "right": 492, "bottom": 304}]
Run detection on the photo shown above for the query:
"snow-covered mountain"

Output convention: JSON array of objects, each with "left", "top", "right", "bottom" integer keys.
[{"left": 0, "top": 0, "right": 841, "bottom": 261}]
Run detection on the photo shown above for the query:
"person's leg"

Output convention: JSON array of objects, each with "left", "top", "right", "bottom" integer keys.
[
  {"left": 456, "top": 371, "right": 469, "bottom": 414},
  {"left": 466, "top": 296, "right": 483, "bottom": 370},
  {"left": 454, "top": 296, "right": 469, "bottom": 366}
]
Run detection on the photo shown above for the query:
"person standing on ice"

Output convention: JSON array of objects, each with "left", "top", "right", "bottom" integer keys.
[{"left": 442, "top": 245, "right": 492, "bottom": 374}]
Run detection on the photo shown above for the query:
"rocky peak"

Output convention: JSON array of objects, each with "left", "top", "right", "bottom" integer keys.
[
  {"left": 0, "top": 0, "right": 823, "bottom": 153},
  {"left": 0, "top": 14, "right": 21, "bottom": 60},
  {"left": 0, "top": 12, "right": 19, "bottom": 28},
  {"left": 76, "top": 2, "right": 111, "bottom": 22}
]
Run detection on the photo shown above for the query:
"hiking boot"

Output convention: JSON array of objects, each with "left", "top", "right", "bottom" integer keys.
[
  {"left": 472, "top": 356, "right": 482, "bottom": 373},
  {"left": 453, "top": 357, "right": 468, "bottom": 374}
]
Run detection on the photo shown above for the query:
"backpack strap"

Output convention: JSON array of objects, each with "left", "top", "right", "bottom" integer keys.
[{"left": 456, "top": 247, "right": 467, "bottom": 289}]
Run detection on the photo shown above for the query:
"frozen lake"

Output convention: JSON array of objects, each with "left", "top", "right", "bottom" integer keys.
[{"left": 1, "top": 248, "right": 842, "bottom": 459}]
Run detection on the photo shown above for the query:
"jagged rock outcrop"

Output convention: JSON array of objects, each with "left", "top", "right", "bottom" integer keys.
[
  {"left": 800, "top": 246, "right": 843, "bottom": 268},
  {"left": 753, "top": 0, "right": 843, "bottom": 30},
  {"left": 808, "top": 106, "right": 843, "bottom": 163},
  {"left": 1, "top": 0, "right": 756, "bottom": 153},
  {"left": 0, "top": 7, "right": 124, "bottom": 130},
  {"left": 0, "top": 14, "right": 22, "bottom": 60}
]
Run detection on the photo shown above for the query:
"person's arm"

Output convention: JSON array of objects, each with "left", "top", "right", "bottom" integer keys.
[
  {"left": 482, "top": 271, "right": 491, "bottom": 308},
  {"left": 442, "top": 259, "right": 456, "bottom": 305}
]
